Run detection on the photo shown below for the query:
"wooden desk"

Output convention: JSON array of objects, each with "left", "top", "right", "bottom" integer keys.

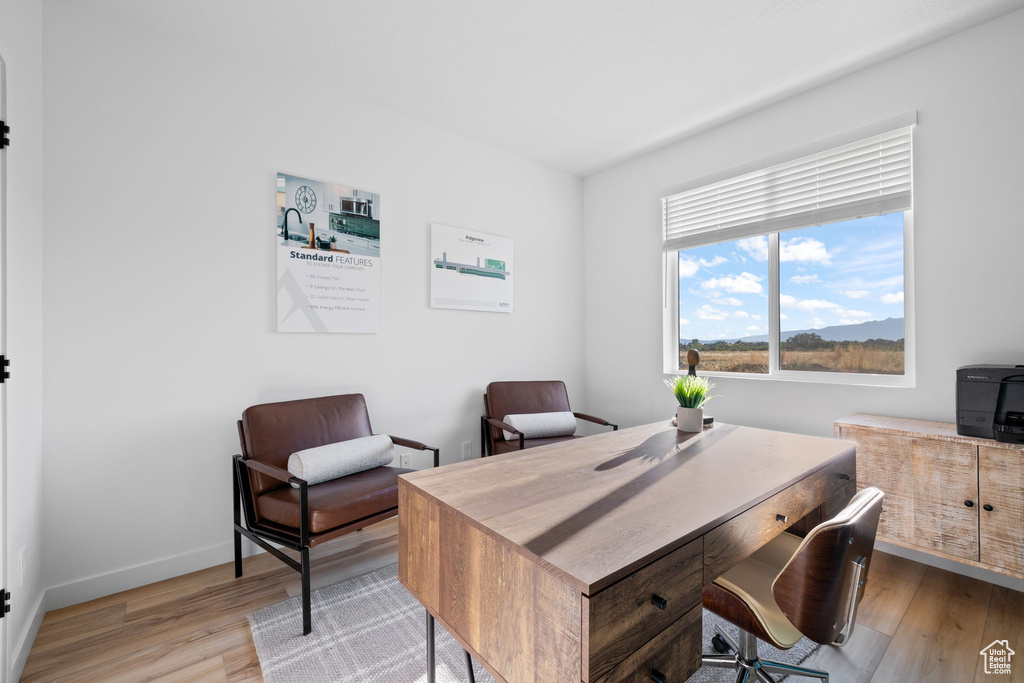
[{"left": 399, "top": 421, "right": 856, "bottom": 682}]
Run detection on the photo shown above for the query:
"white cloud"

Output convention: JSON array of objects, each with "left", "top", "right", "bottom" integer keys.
[
  {"left": 844, "top": 290, "right": 870, "bottom": 299},
  {"left": 720, "top": 297, "right": 743, "bottom": 306},
  {"left": 696, "top": 305, "right": 726, "bottom": 321},
  {"left": 679, "top": 259, "right": 700, "bottom": 278},
  {"left": 695, "top": 304, "right": 751, "bottom": 321},
  {"left": 780, "top": 313, "right": 789, "bottom": 320},
  {"left": 679, "top": 317, "right": 691, "bottom": 326},
  {"left": 838, "top": 319, "right": 860, "bottom": 325},
  {"left": 789, "top": 274, "right": 820, "bottom": 284},
  {"left": 752, "top": 314, "right": 762, "bottom": 321},
  {"left": 781, "top": 237, "right": 832, "bottom": 265},
  {"left": 878, "top": 276, "right": 904, "bottom": 289},
  {"left": 699, "top": 255, "right": 728, "bottom": 267},
  {"left": 780, "top": 294, "right": 840, "bottom": 311},
  {"left": 881, "top": 291, "right": 904, "bottom": 304},
  {"left": 745, "top": 325, "right": 760, "bottom": 332},
  {"left": 811, "top": 317, "right": 826, "bottom": 329},
  {"left": 701, "top": 272, "right": 764, "bottom": 294},
  {"left": 737, "top": 236, "right": 768, "bottom": 262}
]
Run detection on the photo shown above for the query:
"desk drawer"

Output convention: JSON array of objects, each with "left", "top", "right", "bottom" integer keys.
[
  {"left": 595, "top": 604, "right": 702, "bottom": 683},
  {"left": 704, "top": 467, "right": 830, "bottom": 581},
  {"left": 583, "top": 538, "right": 702, "bottom": 681}
]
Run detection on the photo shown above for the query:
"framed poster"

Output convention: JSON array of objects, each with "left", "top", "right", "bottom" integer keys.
[
  {"left": 275, "top": 173, "right": 381, "bottom": 333},
  {"left": 430, "top": 223, "right": 513, "bottom": 313}
]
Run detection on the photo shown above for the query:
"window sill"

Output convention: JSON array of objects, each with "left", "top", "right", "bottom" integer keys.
[{"left": 664, "top": 369, "right": 915, "bottom": 389}]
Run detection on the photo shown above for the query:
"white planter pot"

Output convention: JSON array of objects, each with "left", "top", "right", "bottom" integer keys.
[{"left": 676, "top": 406, "right": 704, "bottom": 432}]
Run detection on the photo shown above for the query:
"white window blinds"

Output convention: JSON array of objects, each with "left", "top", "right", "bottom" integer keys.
[{"left": 662, "top": 126, "right": 913, "bottom": 252}]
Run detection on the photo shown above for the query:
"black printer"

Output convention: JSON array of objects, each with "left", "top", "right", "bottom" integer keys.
[{"left": 956, "top": 365, "right": 1024, "bottom": 444}]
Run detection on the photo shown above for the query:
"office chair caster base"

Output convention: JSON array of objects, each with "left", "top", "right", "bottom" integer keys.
[
  {"left": 712, "top": 633, "right": 733, "bottom": 654},
  {"left": 701, "top": 626, "right": 828, "bottom": 683}
]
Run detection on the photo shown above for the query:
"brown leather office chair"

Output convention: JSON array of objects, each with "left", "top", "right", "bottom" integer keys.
[
  {"left": 701, "top": 486, "right": 885, "bottom": 682},
  {"left": 232, "top": 394, "right": 438, "bottom": 635},
  {"left": 480, "top": 380, "right": 617, "bottom": 456}
]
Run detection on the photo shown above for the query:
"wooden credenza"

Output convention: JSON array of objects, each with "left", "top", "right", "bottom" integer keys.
[
  {"left": 399, "top": 421, "right": 856, "bottom": 682},
  {"left": 835, "top": 414, "right": 1024, "bottom": 579}
]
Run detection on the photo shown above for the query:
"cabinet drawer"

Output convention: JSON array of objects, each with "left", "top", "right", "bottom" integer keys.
[
  {"left": 595, "top": 604, "right": 701, "bottom": 683},
  {"left": 583, "top": 538, "right": 702, "bottom": 682},
  {"left": 704, "top": 467, "right": 829, "bottom": 581},
  {"left": 824, "top": 451, "right": 856, "bottom": 518}
]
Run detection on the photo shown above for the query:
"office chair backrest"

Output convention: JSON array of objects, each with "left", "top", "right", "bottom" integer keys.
[
  {"left": 484, "top": 381, "right": 572, "bottom": 443},
  {"left": 772, "top": 486, "right": 885, "bottom": 645},
  {"left": 239, "top": 394, "right": 374, "bottom": 495}
]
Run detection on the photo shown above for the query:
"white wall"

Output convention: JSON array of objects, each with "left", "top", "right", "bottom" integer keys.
[
  {"left": 40, "top": 2, "right": 585, "bottom": 608},
  {"left": 583, "top": 9, "right": 1024, "bottom": 436},
  {"left": 0, "top": 0, "right": 46, "bottom": 677}
]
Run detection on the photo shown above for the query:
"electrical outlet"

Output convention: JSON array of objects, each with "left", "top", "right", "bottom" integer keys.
[
  {"left": 399, "top": 452, "right": 410, "bottom": 467},
  {"left": 462, "top": 441, "right": 473, "bottom": 460}
]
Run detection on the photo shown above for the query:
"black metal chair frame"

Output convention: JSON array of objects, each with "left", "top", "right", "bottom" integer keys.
[
  {"left": 479, "top": 412, "right": 618, "bottom": 457},
  {"left": 232, "top": 437, "right": 439, "bottom": 636}
]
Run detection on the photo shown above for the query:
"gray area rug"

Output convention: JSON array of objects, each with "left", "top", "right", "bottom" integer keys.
[{"left": 249, "top": 563, "right": 820, "bottom": 682}]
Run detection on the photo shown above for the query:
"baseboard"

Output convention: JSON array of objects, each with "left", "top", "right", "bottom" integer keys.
[
  {"left": 876, "top": 540, "right": 1024, "bottom": 593},
  {"left": 9, "top": 588, "right": 46, "bottom": 682},
  {"left": 45, "top": 540, "right": 236, "bottom": 612}
]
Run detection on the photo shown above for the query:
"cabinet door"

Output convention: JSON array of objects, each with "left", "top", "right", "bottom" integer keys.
[
  {"left": 979, "top": 445, "right": 1024, "bottom": 574},
  {"left": 322, "top": 183, "right": 339, "bottom": 213},
  {"left": 841, "top": 428, "right": 979, "bottom": 561}
]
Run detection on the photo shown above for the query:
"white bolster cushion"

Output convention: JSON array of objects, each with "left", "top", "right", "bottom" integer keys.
[
  {"left": 287, "top": 434, "right": 394, "bottom": 487},
  {"left": 502, "top": 411, "right": 577, "bottom": 441}
]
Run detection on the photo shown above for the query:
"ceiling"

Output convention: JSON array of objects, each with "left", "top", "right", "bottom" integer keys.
[{"left": 75, "top": 0, "right": 1024, "bottom": 176}]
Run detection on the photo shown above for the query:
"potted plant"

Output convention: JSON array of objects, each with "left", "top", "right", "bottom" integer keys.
[
  {"left": 665, "top": 375, "right": 715, "bottom": 432},
  {"left": 329, "top": 235, "right": 338, "bottom": 250}
]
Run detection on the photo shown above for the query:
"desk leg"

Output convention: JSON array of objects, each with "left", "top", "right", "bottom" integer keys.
[
  {"left": 465, "top": 650, "right": 476, "bottom": 683},
  {"left": 426, "top": 610, "right": 436, "bottom": 683}
]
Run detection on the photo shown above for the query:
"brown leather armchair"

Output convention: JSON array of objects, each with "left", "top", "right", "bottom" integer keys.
[
  {"left": 232, "top": 393, "right": 438, "bottom": 635},
  {"left": 480, "top": 380, "right": 617, "bottom": 456}
]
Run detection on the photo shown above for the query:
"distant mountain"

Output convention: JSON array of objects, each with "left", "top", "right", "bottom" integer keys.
[{"left": 685, "top": 317, "right": 904, "bottom": 344}]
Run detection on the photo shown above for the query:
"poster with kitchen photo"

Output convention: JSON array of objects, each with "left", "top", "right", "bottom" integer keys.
[{"left": 276, "top": 173, "right": 381, "bottom": 333}]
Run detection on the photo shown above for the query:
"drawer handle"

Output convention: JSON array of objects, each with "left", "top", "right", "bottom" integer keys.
[
  {"left": 965, "top": 500, "right": 975, "bottom": 508},
  {"left": 837, "top": 472, "right": 851, "bottom": 480},
  {"left": 651, "top": 670, "right": 667, "bottom": 683},
  {"left": 651, "top": 594, "right": 668, "bottom": 610},
  {"left": 776, "top": 514, "right": 789, "bottom": 523},
  {"left": 983, "top": 504, "right": 994, "bottom": 512}
]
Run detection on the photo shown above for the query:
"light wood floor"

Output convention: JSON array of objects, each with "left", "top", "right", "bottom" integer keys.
[{"left": 22, "top": 518, "right": 1024, "bottom": 682}]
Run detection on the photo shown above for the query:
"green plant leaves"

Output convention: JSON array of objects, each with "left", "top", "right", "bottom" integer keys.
[{"left": 664, "top": 375, "right": 716, "bottom": 409}]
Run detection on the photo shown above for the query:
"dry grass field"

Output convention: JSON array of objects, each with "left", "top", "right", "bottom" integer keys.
[
  {"left": 682, "top": 345, "right": 904, "bottom": 375},
  {"left": 683, "top": 350, "right": 769, "bottom": 373}
]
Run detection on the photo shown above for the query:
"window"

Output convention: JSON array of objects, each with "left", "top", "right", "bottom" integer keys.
[
  {"left": 676, "top": 240, "right": 770, "bottom": 374},
  {"left": 663, "top": 121, "right": 914, "bottom": 384}
]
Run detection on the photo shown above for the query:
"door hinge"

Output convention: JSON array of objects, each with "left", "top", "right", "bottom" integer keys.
[
  {"left": 0, "top": 356, "right": 8, "bottom": 383},
  {"left": 0, "top": 590, "right": 10, "bottom": 618},
  {"left": 0, "top": 121, "right": 9, "bottom": 149}
]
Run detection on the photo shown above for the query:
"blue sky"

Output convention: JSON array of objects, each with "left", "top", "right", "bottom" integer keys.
[{"left": 678, "top": 213, "right": 904, "bottom": 341}]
